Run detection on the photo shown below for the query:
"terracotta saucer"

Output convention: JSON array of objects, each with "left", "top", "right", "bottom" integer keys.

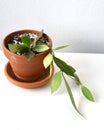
[{"left": 4, "top": 62, "right": 54, "bottom": 88}]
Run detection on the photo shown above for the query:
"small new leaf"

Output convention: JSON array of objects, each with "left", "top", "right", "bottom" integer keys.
[
  {"left": 53, "top": 44, "right": 71, "bottom": 51},
  {"left": 53, "top": 56, "right": 76, "bottom": 77},
  {"left": 21, "top": 36, "right": 30, "bottom": 47},
  {"left": 43, "top": 53, "right": 53, "bottom": 69},
  {"left": 81, "top": 86, "right": 95, "bottom": 102},
  {"left": 51, "top": 71, "right": 62, "bottom": 93}
]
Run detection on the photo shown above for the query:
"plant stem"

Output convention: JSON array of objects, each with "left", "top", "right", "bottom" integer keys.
[
  {"left": 74, "top": 74, "right": 82, "bottom": 86},
  {"left": 36, "top": 29, "right": 44, "bottom": 42}
]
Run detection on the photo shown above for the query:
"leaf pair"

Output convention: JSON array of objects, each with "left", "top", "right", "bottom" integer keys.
[
  {"left": 8, "top": 36, "right": 31, "bottom": 54},
  {"left": 50, "top": 54, "right": 95, "bottom": 116},
  {"left": 8, "top": 44, "right": 29, "bottom": 53},
  {"left": 50, "top": 71, "right": 83, "bottom": 116},
  {"left": 50, "top": 56, "right": 81, "bottom": 115},
  {"left": 51, "top": 73, "right": 94, "bottom": 117}
]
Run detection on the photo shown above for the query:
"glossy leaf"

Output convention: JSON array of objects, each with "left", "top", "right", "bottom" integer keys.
[
  {"left": 43, "top": 53, "right": 53, "bottom": 69},
  {"left": 81, "top": 86, "right": 95, "bottom": 102},
  {"left": 62, "top": 73, "right": 83, "bottom": 116},
  {"left": 53, "top": 56, "right": 76, "bottom": 77},
  {"left": 53, "top": 44, "right": 71, "bottom": 51},
  {"left": 51, "top": 71, "right": 62, "bottom": 93},
  {"left": 21, "top": 36, "right": 30, "bottom": 47},
  {"left": 35, "top": 43, "right": 49, "bottom": 52}
]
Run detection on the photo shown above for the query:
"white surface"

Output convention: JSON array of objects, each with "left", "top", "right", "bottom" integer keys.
[
  {"left": 0, "top": 0, "right": 104, "bottom": 52},
  {"left": 0, "top": 50, "right": 104, "bottom": 130}
]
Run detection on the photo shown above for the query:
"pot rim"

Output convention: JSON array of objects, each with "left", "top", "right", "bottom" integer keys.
[{"left": 2, "top": 29, "right": 52, "bottom": 59}]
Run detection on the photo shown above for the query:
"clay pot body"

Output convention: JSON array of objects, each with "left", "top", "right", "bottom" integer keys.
[{"left": 2, "top": 30, "right": 52, "bottom": 82}]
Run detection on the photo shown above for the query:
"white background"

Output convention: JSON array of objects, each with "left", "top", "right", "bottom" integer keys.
[
  {"left": 1, "top": 51, "right": 104, "bottom": 130},
  {"left": 0, "top": 0, "right": 104, "bottom": 52}
]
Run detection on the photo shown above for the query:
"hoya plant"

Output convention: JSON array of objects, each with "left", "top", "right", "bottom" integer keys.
[
  {"left": 44, "top": 46, "right": 95, "bottom": 117},
  {"left": 8, "top": 30, "right": 95, "bottom": 117},
  {"left": 8, "top": 30, "right": 50, "bottom": 60}
]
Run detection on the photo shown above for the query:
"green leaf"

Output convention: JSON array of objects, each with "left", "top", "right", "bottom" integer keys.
[
  {"left": 43, "top": 53, "right": 53, "bottom": 68},
  {"left": 8, "top": 44, "right": 28, "bottom": 53},
  {"left": 21, "top": 36, "right": 30, "bottom": 47},
  {"left": 35, "top": 43, "right": 49, "bottom": 52},
  {"left": 62, "top": 73, "right": 83, "bottom": 116},
  {"left": 51, "top": 71, "right": 62, "bottom": 93},
  {"left": 81, "top": 86, "right": 95, "bottom": 102},
  {"left": 53, "top": 44, "right": 71, "bottom": 51},
  {"left": 53, "top": 56, "right": 76, "bottom": 77},
  {"left": 8, "top": 44, "right": 21, "bottom": 52},
  {"left": 24, "top": 50, "right": 35, "bottom": 60}
]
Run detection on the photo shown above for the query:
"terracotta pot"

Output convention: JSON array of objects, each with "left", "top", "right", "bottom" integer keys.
[{"left": 2, "top": 29, "right": 52, "bottom": 82}]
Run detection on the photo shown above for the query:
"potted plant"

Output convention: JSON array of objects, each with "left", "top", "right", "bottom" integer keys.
[{"left": 2, "top": 29, "right": 95, "bottom": 117}]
